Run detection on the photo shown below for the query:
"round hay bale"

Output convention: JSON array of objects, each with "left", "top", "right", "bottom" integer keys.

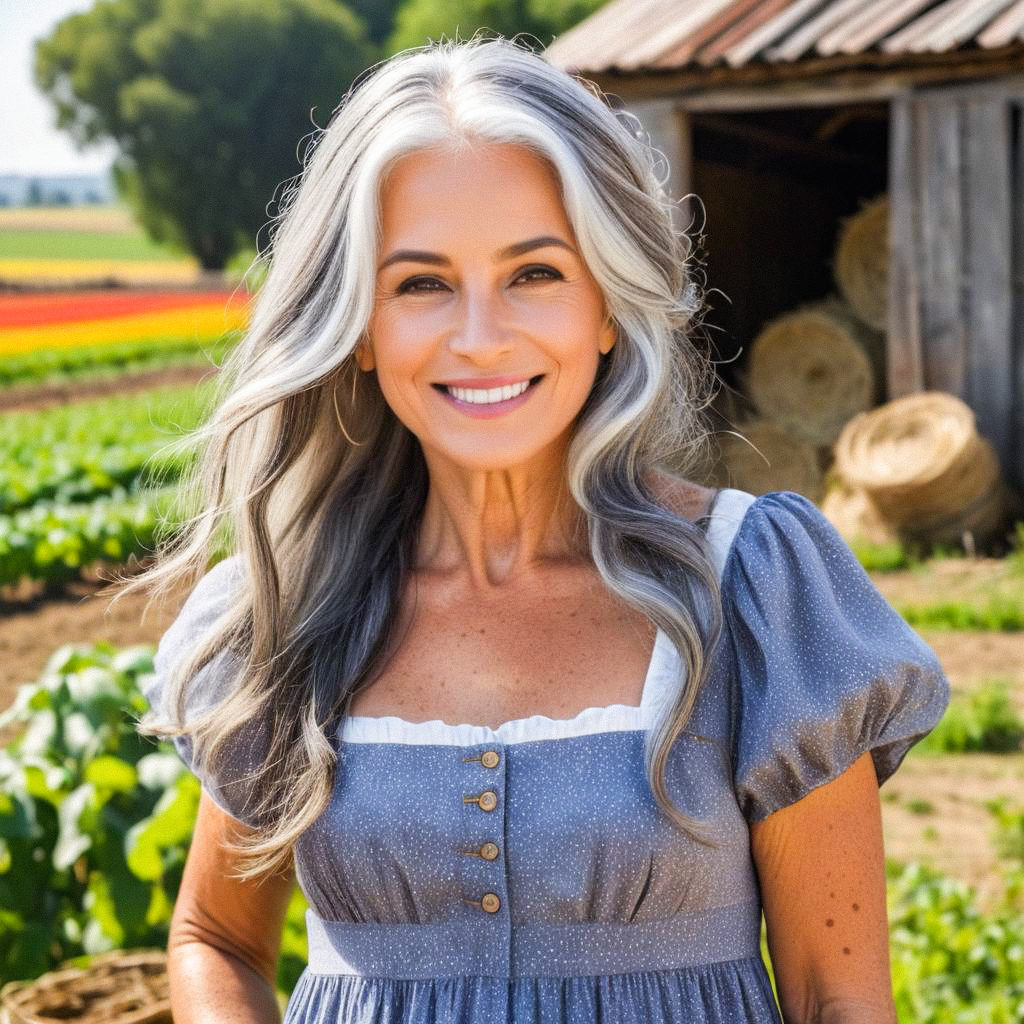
[
  {"left": 745, "top": 297, "right": 877, "bottom": 446},
  {"left": 713, "top": 416, "right": 824, "bottom": 499},
  {"left": 0, "top": 950, "right": 169, "bottom": 1024},
  {"left": 832, "top": 391, "right": 1009, "bottom": 547},
  {"left": 820, "top": 478, "right": 901, "bottom": 547},
  {"left": 834, "top": 194, "right": 889, "bottom": 332}
]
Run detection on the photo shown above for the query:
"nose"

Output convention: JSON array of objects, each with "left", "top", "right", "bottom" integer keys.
[{"left": 446, "top": 284, "right": 516, "bottom": 365}]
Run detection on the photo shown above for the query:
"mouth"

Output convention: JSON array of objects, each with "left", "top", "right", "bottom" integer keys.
[{"left": 431, "top": 374, "right": 545, "bottom": 416}]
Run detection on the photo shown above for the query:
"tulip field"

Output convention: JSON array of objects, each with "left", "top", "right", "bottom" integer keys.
[{"left": 0, "top": 206, "right": 1022, "bottom": 1021}]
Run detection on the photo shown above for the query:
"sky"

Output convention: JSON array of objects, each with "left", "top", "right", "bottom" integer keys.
[{"left": 0, "top": 0, "right": 117, "bottom": 176}]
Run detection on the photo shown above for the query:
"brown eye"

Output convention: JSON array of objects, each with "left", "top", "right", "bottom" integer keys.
[
  {"left": 396, "top": 276, "right": 446, "bottom": 295},
  {"left": 517, "top": 266, "right": 561, "bottom": 283}
]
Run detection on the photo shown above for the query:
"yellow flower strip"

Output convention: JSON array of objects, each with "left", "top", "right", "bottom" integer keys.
[
  {"left": 0, "top": 302, "right": 248, "bottom": 356},
  {"left": 0, "top": 259, "right": 202, "bottom": 283}
]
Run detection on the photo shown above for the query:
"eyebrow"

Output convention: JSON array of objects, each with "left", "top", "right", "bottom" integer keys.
[{"left": 377, "top": 235, "right": 577, "bottom": 273}]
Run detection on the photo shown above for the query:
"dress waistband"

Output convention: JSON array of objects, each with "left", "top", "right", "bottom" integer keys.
[{"left": 305, "top": 900, "right": 763, "bottom": 979}]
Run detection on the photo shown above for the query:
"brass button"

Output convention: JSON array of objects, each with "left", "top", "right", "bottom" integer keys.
[
  {"left": 479, "top": 842, "right": 499, "bottom": 861},
  {"left": 481, "top": 892, "right": 501, "bottom": 913},
  {"left": 478, "top": 790, "right": 498, "bottom": 812},
  {"left": 480, "top": 750, "right": 500, "bottom": 769}
]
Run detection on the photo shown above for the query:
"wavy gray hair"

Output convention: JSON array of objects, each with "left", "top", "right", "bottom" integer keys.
[{"left": 119, "top": 33, "right": 723, "bottom": 881}]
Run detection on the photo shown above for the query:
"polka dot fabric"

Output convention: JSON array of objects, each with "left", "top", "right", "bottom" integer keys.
[{"left": 140, "top": 488, "right": 950, "bottom": 1022}]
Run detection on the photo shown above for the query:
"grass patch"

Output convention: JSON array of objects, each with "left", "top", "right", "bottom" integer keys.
[
  {"left": 0, "top": 228, "right": 186, "bottom": 262},
  {"left": 898, "top": 596, "right": 1024, "bottom": 632},
  {"left": 914, "top": 679, "right": 1024, "bottom": 754}
]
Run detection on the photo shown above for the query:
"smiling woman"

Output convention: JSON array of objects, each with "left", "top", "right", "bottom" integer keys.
[
  {"left": 360, "top": 145, "right": 616, "bottom": 457},
  {"left": 121, "top": 32, "right": 949, "bottom": 1024}
]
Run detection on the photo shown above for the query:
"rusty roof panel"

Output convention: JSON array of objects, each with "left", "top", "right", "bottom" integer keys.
[{"left": 543, "top": 0, "right": 1024, "bottom": 72}]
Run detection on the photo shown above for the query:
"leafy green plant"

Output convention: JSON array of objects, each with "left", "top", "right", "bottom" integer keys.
[
  {"left": 887, "top": 860, "right": 1024, "bottom": 1022},
  {"left": 914, "top": 680, "right": 1024, "bottom": 755},
  {"left": 0, "top": 643, "right": 307, "bottom": 995},
  {"left": 0, "top": 382, "right": 214, "bottom": 514},
  {"left": 0, "top": 335, "right": 232, "bottom": 390},
  {"left": 0, "top": 485, "right": 179, "bottom": 587}
]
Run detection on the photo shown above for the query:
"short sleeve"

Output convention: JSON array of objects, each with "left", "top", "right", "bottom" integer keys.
[
  {"left": 721, "top": 490, "right": 951, "bottom": 824},
  {"left": 138, "top": 554, "right": 265, "bottom": 827}
]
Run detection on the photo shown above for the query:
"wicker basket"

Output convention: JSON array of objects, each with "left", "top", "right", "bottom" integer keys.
[{"left": 0, "top": 950, "right": 170, "bottom": 1024}]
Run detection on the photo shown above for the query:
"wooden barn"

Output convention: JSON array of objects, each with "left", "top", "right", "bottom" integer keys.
[{"left": 545, "top": 0, "right": 1024, "bottom": 535}]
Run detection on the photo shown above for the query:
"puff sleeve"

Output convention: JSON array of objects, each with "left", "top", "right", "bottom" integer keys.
[
  {"left": 721, "top": 490, "right": 951, "bottom": 824},
  {"left": 138, "top": 554, "right": 264, "bottom": 827}
]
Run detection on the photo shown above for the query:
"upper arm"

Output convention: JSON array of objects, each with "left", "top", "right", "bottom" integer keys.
[
  {"left": 750, "top": 751, "right": 897, "bottom": 1024},
  {"left": 170, "top": 792, "right": 296, "bottom": 987}
]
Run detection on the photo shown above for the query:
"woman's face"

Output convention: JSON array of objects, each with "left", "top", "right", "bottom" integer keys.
[{"left": 360, "top": 142, "right": 616, "bottom": 471}]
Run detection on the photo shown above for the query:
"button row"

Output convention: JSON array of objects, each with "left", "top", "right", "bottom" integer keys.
[{"left": 463, "top": 750, "right": 503, "bottom": 914}]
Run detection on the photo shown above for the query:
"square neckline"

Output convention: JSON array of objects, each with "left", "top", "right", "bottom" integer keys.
[{"left": 337, "top": 487, "right": 743, "bottom": 746}]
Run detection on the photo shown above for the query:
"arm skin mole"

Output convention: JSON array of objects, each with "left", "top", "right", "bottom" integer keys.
[{"left": 749, "top": 751, "right": 898, "bottom": 1024}]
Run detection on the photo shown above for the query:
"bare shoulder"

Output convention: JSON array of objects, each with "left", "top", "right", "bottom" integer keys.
[{"left": 645, "top": 468, "right": 718, "bottom": 523}]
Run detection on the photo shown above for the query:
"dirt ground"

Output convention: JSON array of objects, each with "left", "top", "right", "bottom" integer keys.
[
  {"left": 0, "top": 363, "right": 215, "bottom": 413},
  {"left": 1, "top": 563, "right": 1022, "bottom": 906}
]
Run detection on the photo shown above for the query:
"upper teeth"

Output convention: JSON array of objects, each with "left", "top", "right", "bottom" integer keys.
[{"left": 447, "top": 380, "right": 532, "bottom": 404}]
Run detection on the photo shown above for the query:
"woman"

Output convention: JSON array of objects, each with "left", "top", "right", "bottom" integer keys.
[{"left": 131, "top": 34, "right": 950, "bottom": 1024}]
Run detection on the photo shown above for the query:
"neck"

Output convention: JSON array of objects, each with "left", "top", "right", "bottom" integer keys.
[{"left": 415, "top": 441, "right": 589, "bottom": 590}]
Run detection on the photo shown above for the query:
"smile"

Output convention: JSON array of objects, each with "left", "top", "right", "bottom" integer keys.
[{"left": 432, "top": 374, "right": 544, "bottom": 418}]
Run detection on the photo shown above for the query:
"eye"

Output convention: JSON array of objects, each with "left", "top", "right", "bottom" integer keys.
[
  {"left": 394, "top": 265, "right": 563, "bottom": 295},
  {"left": 516, "top": 265, "right": 562, "bottom": 284},
  {"left": 395, "top": 276, "right": 446, "bottom": 295}
]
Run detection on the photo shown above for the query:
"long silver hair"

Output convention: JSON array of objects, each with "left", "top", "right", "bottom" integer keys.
[{"left": 120, "top": 33, "right": 723, "bottom": 881}]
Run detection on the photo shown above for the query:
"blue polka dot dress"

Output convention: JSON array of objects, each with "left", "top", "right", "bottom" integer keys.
[{"left": 140, "top": 488, "right": 950, "bottom": 1023}]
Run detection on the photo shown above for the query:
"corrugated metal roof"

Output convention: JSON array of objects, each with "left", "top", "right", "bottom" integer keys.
[{"left": 544, "top": 0, "right": 1024, "bottom": 72}]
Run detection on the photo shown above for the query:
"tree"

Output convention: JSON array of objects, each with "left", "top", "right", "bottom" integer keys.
[
  {"left": 345, "top": 0, "right": 407, "bottom": 47},
  {"left": 386, "top": 0, "right": 607, "bottom": 54},
  {"left": 35, "top": 0, "right": 376, "bottom": 270}
]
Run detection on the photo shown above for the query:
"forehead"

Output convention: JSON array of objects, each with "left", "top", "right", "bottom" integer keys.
[{"left": 378, "top": 143, "right": 571, "bottom": 237}]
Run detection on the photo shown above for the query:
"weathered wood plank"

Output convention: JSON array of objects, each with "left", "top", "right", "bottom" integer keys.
[
  {"left": 1012, "top": 101, "right": 1024, "bottom": 492},
  {"left": 963, "top": 97, "right": 1014, "bottom": 474},
  {"left": 887, "top": 94, "right": 926, "bottom": 398},
  {"left": 918, "top": 96, "right": 968, "bottom": 395}
]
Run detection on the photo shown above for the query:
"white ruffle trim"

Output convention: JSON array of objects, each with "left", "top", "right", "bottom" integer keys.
[{"left": 339, "top": 488, "right": 758, "bottom": 747}]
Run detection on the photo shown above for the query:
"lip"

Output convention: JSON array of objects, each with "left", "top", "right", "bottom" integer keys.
[
  {"left": 433, "top": 374, "right": 544, "bottom": 419},
  {"left": 435, "top": 374, "right": 539, "bottom": 388}
]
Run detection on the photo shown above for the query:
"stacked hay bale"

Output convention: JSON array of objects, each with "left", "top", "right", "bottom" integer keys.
[
  {"left": 713, "top": 294, "right": 883, "bottom": 504},
  {"left": 708, "top": 191, "right": 1015, "bottom": 550},
  {"left": 833, "top": 392, "right": 1014, "bottom": 549}
]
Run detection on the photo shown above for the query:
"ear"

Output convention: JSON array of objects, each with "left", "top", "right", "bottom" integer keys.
[
  {"left": 355, "top": 338, "right": 375, "bottom": 372},
  {"left": 599, "top": 315, "right": 618, "bottom": 356}
]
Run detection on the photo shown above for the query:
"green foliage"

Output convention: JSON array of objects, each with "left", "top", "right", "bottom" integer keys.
[
  {"left": 0, "top": 486, "right": 179, "bottom": 587},
  {"left": 987, "top": 798, "right": 1024, "bottom": 863},
  {"left": 850, "top": 536, "right": 914, "bottom": 571},
  {"left": 0, "top": 643, "right": 307, "bottom": 992},
  {"left": 0, "top": 335, "right": 232, "bottom": 391},
  {"left": 386, "top": 0, "right": 608, "bottom": 53},
  {"left": 898, "top": 597, "right": 1024, "bottom": 632},
  {"left": 913, "top": 681, "right": 1024, "bottom": 755},
  {"left": 0, "top": 382, "right": 215, "bottom": 514},
  {"left": 34, "top": 0, "right": 376, "bottom": 270},
  {"left": 887, "top": 860, "right": 1024, "bottom": 1022}
]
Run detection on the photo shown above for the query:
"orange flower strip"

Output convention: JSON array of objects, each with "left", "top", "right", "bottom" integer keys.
[
  {"left": 0, "top": 290, "right": 248, "bottom": 328},
  {"left": 0, "top": 299, "right": 249, "bottom": 356}
]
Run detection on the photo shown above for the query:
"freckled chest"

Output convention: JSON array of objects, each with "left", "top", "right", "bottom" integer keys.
[{"left": 346, "top": 567, "right": 659, "bottom": 729}]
